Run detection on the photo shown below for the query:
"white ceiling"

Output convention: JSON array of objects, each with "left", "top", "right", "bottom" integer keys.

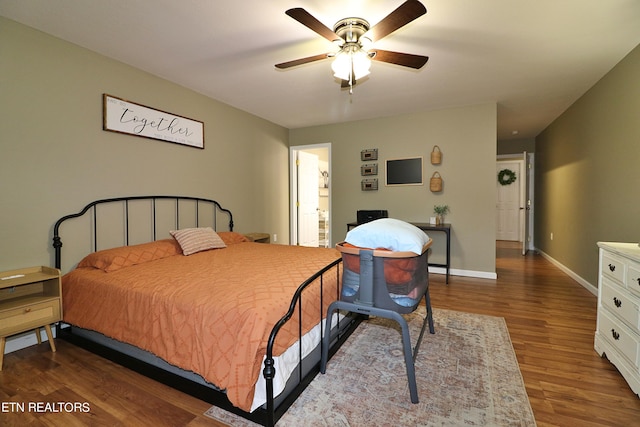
[{"left": 2, "top": 0, "right": 640, "bottom": 140}]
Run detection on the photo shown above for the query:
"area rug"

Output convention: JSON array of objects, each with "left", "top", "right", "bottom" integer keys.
[{"left": 204, "top": 308, "right": 536, "bottom": 426}]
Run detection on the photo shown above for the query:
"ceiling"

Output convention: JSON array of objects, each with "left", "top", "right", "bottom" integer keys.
[{"left": 2, "top": 0, "right": 640, "bottom": 140}]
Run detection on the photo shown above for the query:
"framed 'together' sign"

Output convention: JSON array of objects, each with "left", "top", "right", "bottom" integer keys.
[{"left": 103, "top": 94, "right": 204, "bottom": 149}]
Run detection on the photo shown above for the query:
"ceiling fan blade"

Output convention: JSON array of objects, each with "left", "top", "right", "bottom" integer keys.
[
  {"left": 370, "top": 49, "right": 428, "bottom": 69},
  {"left": 275, "top": 53, "right": 330, "bottom": 69},
  {"left": 286, "top": 8, "right": 341, "bottom": 42},
  {"left": 363, "top": 0, "right": 427, "bottom": 42}
]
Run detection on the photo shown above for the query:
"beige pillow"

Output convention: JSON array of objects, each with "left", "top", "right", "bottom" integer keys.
[{"left": 170, "top": 227, "right": 226, "bottom": 255}]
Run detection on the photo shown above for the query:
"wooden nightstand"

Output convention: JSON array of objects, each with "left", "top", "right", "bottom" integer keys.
[
  {"left": 245, "top": 233, "right": 271, "bottom": 243},
  {"left": 0, "top": 266, "right": 62, "bottom": 370}
]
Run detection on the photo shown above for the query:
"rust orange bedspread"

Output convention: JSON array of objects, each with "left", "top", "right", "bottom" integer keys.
[{"left": 62, "top": 242, "right": 341, "bottom": 411}]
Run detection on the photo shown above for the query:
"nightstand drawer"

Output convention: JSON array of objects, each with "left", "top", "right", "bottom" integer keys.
[
  {"left": 0, "top": 299, "right": 61, "bottom": 336},
  {"left": 602, "top": 252, "right": 625, "bottom": 283}
]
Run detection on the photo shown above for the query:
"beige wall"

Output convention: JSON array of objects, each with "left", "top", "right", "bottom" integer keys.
[
  {"left": 0, "top": 17, "right": 290, "bottom": 272},
  {"left": 290, "top": 103, "right": 498, "bottom": 277},
  {"left": 497, "top": 138, "right": 535, "bottom": 155},
  {"left": 535, "top": 43, "right": 640, "bottom": 286}
]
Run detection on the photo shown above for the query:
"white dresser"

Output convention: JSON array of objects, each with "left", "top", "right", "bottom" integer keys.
[{"left": 595, "top": 242, "right": 640, "bottom": 396}]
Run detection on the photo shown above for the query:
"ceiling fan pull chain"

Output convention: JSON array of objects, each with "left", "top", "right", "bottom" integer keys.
[{"left": 348, "top": 55, "right": 355, "bottom": 95}]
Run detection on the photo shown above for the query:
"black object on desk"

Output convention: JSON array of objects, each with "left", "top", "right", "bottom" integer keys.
[
  {"left": 356, "top": 210, "right": 389, "bottom": 224},
  {"left": 346, "top": 221, "right": 451, "bottom": 284}
]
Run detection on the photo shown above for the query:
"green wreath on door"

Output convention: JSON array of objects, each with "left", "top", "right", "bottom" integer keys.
[{"left": 497, "top": 169, "right": 517, "bottom": 185}]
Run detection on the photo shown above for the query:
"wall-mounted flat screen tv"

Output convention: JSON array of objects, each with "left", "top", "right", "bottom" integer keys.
[{"left": 385, "top": 157, "right": 423, "bottom": 186}]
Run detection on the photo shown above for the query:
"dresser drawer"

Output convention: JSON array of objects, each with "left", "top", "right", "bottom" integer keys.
[
  {"left": 0, "top": 299, "right": 61, "bottom": 337},
  {"left": 627, "top": 263, "right": 640, "bottom": 297},
  {"left": 602, "top": 280, "right": 640, "bottom": 331},
  {"left": 599, "top": 310, "right": 639, "bottom": 366},
  {"left": 602, "top": 252, "right": 626, "bottom": 283}
]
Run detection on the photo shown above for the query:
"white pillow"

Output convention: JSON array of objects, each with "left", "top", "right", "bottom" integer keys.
[
  {"left": 170, "top": 227, "right": 226, "bottom": 255},
  {"left": 345, "top": 218, "right": 430, "bottom": 255}
]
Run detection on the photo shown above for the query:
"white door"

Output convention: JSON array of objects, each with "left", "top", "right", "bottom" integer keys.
[
  {"left": 297, "top": 151, "right": 319, "bottom": 247},
  {"left": 496, "top": 160, "right": 522, "bottom": 241}
]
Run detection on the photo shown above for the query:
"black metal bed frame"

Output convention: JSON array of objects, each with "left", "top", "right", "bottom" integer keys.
[
  {"left": 53, "top": 195, "right": 235, "bottom": 268},
  {"left": 52, "top": 195, "right": 359, "bottom": 426}
]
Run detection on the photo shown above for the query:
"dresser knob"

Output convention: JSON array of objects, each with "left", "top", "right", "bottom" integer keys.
[
  {"left": 24, "top": 307, "right": 31, "bottom": 313},
  {"left": 611, "top": 329, "right": 620, "bottom": 340},
  {"left": 608, "top": 264, "right": 616, "bottom": 272},
  {"left": 613, "top": 297, "right": 622, "bottom": 308}
]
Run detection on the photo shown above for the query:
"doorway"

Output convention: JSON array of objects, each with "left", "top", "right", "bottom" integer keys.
[
  {"left": 496, "top": 153, "right": 534, "bottom": 255},
  {"left": 290, "top": 144, "right": 331, "bottom": 247}
]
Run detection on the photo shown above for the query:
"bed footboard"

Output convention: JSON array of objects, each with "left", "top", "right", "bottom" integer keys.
[{"left": 262, "top": 257, "right": 360, "bottom": 426}]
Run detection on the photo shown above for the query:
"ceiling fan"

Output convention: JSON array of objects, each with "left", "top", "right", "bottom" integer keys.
[{"left": 275, "top": 0, "right": 429, "bottom": 90}]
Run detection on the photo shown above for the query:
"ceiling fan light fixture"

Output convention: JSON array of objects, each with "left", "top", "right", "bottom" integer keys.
[
  {"left": 331, "top": 45, "right": 371, "bottom": 80},
  {"left": 352, "top": 49, "right": 372, "bottom": 78}
]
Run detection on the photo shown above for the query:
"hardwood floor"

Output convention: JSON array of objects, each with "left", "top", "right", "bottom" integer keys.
[
  {"left": 430, "top": 241, "right": 640, "bottom": 427},
  {"left": 1, "top": 241, "right": 638, "bottom": 426},
  {"left": 0, "top": 338, "right": 222, "bottom": 426}
]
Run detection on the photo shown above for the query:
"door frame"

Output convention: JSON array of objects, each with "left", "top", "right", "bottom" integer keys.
[
  {"left": 497, "top": 153, "right": 535, "bottom": 252},
  {"left": 290, "top": 143, "right": 332, "bottom": 246}
]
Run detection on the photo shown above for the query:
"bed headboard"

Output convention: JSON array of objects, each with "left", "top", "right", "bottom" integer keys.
[{"left": 53, "top": 196, "right": 234, "bottom": 271}]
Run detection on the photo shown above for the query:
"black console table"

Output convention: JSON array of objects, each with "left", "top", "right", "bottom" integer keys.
[{"left": 346, "top": 222, "right": 451, "bottom": 284}]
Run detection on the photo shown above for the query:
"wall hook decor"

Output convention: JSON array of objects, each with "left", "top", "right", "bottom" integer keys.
[
  {"left": 430, "top": 145, "right": 442, "bottom": 165},
  {"left": 430, "top": 171, "right": 443, "bottom": 192}
]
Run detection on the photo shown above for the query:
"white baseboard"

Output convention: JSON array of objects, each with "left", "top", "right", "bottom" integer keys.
[
  {"left": 431, "top": 251, "right": 597, "bottom": 293},
  {"left": 536, "top": 248, "right": 598, "bottom": 296},
  {"left": 429, "top": 266, "right": 497, "bottom": 280}
]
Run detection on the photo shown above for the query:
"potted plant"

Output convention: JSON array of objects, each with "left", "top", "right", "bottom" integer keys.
[{"left": 433, "top": 204, "right": 450, "bottom": 225}]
